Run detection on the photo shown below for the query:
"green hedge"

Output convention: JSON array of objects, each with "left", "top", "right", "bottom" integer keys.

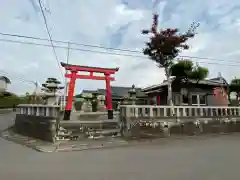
[
  {"left": 74, "top": 101, "right": 83, "bottom": 111},
  {"left": 0, "top": 95, "right": 28, "bottom": 109}
]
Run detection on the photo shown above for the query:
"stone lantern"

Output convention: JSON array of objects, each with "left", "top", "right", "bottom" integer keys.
[
  {"left": 128, "top": 84, "right": 137, "bottom": 105},
  {"left": 81, "top": 93, "right": 93, "bottom": 112},
  {"left": 122, "top": 96, "right": 129, "bottom": 105},
  {"left": 97, "top": 94, "right": 106, "bottom": 112}
]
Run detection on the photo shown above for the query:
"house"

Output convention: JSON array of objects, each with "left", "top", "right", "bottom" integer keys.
[
  {"left": 79, "top": 75, "right": 229, "bottom": 109},
  {"left": 98, "top": 85, "right": 147, "bottom": 108},
  {"left": 142, "top": 76, "right": 229, "bottom": 106},
  {"left": 80, "top": 90, "right": 99, "bottom": 98},
  {"left": 0, "top": 76, "right": 11, "bottom": 92}
]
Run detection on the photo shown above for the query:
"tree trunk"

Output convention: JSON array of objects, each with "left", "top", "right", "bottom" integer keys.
[
  {"left": 167, "top": 78, "right": 172, "bottom": 105},
  {"left": 237, "top": 94, "right": 239, "bottom": 105},
  {"left": 165, "top": 67, "right": 175, "bottom": 116}
]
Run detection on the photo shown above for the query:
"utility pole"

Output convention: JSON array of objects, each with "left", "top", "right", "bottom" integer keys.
[
  {"left": 34, "top": 81, "right": 38, "bottom": 103},
  {"left": 218, "top": 72, "right": 227, "bottom": 105},
  {"left": 63, "top": 42, "right": 70, "bottom": 110},
  {"left": 219, "top": 72, "right": 224, "bottom": 94}
]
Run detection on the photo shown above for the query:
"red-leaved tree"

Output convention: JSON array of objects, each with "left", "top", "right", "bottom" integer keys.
[{"left": 142, "top": 14, "right": 199, "bottom": 106}]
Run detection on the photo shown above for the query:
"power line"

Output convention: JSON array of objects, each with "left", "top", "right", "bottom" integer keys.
[
  {"left": 0, "top": 71, "right": 40, "bottom": 95},
  {"left": 0, "top": 70, "right": 36, "bottom": 85},
  {"left": 38, "top": 0, "right": 64, "bottom": 79},
  {"left": 0, "top": 38, "right": 147, "bottom": 58},
  {"left": 179, "top": 55, "right": 233, "bottom": 63},
  {"left": 194, "top": 61, "right": 239, "bottom": 67},
  {"left": 0, "top": 37, "right": 240, "bottom": 68},
  {"left": 1, "top": 32, "right": 239, "bottom": 64},
  {"left": 0, "top": 32, "right": 141, "bottom": 53}
]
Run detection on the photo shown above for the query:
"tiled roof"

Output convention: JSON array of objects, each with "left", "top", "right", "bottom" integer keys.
[
  {"left": 142, "top": 77, "right": 228, "bottom": 92},
  {"left": 142, "top": 77, "right": 175, "bottom": 91},
  {"left": 81, "top": 90, "right": 99, "bottom": 94},
  {"left": 97, "top": 86, "right": 146, "bottom": 97},
  {"left": 0, "top": 76, "right": 11, "bottom": 84}
]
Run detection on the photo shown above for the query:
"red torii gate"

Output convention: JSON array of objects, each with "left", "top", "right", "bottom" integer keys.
[{"left": 61, "top": 62, "right": 119, "bottom": 120}]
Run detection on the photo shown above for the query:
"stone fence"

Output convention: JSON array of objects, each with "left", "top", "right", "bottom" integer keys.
[
  {"left": 120, "top": 105, "right": 240, "bottom": 119},
  {"left": 119, "top": 105, "right": 240, "bottom": 139},
  {"left": 14, "top": 104, "right": 61, "bottom": 142},
  {"left": 18, "top": 104, "right": 60, "bottom": 117},
  {"left": 12, "top": 104, "right": 240, "bottom": 142}
]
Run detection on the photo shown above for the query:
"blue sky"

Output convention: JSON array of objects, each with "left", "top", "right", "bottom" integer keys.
[{"left": 1, "top": 0, "right": 240, "bottom": 95}]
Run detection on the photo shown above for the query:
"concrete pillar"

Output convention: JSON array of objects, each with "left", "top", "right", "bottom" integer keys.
[
  {"left": 36, "top": 107, "right": 40, "bottom": 116},
  {"left": 46, "top": 107, "right": 49, "bottom": 116}
]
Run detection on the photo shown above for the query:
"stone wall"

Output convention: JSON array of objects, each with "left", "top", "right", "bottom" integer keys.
[
  {"left": 14, "top": 114, "right": 56, "bottom": 142},
  {"left": 169, "top": 120, "right": 240, "bottom": 135},
  {"left": 59, "top": 119, "right": 120, "bottom": 139},
  {"left": 121, "top": 119, "right": 240, "bottom": 139}
]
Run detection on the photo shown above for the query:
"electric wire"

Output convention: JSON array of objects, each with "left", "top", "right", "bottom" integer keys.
[{"left": 37, "top": 0, "right": 64, "bottom": 79}]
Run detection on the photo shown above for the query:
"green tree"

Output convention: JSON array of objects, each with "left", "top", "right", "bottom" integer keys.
[
  {"left": 171, "top": 60, "right": 209, "bottom": 83},
  {"left": 229, "top": 78, "right": 240, "bottom": 103},
  {"left": 142, "top": 14, "right": 199, "bottom": 105},
  {"left": 170, "top": 60, "right": 209, "bottom": 104},
  {"left": 74, "top": 101, "right": 83, "bottom": 111},
  {"left": 75, "top": 94, "right": 82, "bottom": 98},
  {"left": 0, "top": 93, "right": 25, "bottom": 108}
]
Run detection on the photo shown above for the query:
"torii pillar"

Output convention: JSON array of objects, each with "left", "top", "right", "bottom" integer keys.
[{"left": 61, "top": 62, "right": 119, "bottom": 120}]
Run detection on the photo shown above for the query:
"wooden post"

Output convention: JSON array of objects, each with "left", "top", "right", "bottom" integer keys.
[{"left": 157, "top": 96, "right": 161, "bottom": 105}]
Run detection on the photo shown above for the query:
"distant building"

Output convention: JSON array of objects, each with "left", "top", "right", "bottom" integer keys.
[
  {"left": 78, "top": 75, "right": 230, "bottom": 111},
  {"left": 97, "top": 86, "right": 147, "bottom": 105},
  {"left": 79, "top": 86, "right": 147, "bottom": 110},
  {"left": 0, "top": 76, "right": 11, "bottom": 92},
  {"left": 142, "top": 76, "right": 229, "bottom": 106}
]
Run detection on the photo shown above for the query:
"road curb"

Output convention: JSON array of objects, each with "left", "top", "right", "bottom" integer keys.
[
  {"left": 56, "top": 142, "right": 129, "bottom": 152},
  {"left": 2, "top": 128, "right": 240, "bottom": 153},
  {"left": 34, "top": 147, "right": 57, "bottom": 153}
]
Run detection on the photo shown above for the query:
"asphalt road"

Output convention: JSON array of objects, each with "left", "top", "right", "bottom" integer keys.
[{"left": 0, "top": 113, "right": 240, "bottom": 180}]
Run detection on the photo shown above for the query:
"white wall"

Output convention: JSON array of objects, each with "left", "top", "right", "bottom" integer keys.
[{"left": 0, "top": 79, "right": 7, "bottom": 92}]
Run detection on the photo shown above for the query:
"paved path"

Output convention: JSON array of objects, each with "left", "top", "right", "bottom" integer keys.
[{"left": 1, "top": 113, "right": 240, "bottom": 180}]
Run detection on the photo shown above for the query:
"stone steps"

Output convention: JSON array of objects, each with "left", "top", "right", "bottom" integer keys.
[
  {"left": 57, "top": 119, "right": 120, "bottom": 140},
  {"left": 70, "top": 111, "right": 119, "bottom": 121},
  {"left": 60, "top": 119, "right": 119, "bottom": 125},
  {"left": 87, "top": 128, "right": 120, "bottom": 135}
]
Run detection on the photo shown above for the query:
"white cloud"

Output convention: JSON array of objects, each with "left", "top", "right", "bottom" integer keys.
[{"left": 0, "top": 0, "right": 240, "bottom": 95}]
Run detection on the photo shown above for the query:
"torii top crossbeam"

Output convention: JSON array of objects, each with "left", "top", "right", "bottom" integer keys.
[{"left": 61, "top": 62, "right": 119, "bottom": 74}]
